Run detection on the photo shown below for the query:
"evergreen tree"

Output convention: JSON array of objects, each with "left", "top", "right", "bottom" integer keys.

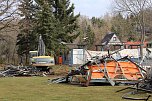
[
  {"left": 16, "top": 0, "right": 38, "bottom": 64},
  {"left": 34, "top": 0, "right": 58, "bottom": 54},
  {"left": 52, "top": 0, "right": 80, "bottom": 43},
  {"left": 17, "top": 0, "right": 80, "bottom": 59},
  {"left": 91, "top": 17, "right": 104, "bottom": 28},
  {"left": 111, "top": 13, "right": 138, "bottom": 41},
  {"left": 34, "top": 0, "right": 80, "bottom": 56},
  {"left": 86, "top": 25, "right": 95, "bottom": 49}
]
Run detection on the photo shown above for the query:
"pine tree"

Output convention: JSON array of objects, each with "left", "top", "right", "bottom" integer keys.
[
  {"left": 52, "top": 0, "right": 80, "bottom": 43},
  {"left": 91, "top": 17, "right": 104, "bottom": 28},
  {"left": 34, "top": 0, "right": 58, "bottom": 54},
  {"left": 86, "top": 25, "right": 95, "bottom": 49},
  {"left": 17, "top": 0, "right": 80, "bottom": 59},
  {"left": 34, "top": 0, "right": 80, "bottom": 56},
  {"left": 16, "top": 0, "right": 38, "bottom": 64},
  {"left": 111, "top": 13, "right": 138, "bottom": 41}
]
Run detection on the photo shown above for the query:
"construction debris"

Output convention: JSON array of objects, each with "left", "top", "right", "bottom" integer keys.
[
  {"left": 49, "top": 54, "right": 145, "bottom": 87},
  {"left": 116, "top": 67, "right": 152, "bottom": 101},
  {"left": 122, "top": 91, "right": 151, "bottom": 101},
  {"left": 49, "top": 49, "right": 152, "bottom": 100},
  {"left": 0, "top": 65, "right": 51, "bottom": 77}
]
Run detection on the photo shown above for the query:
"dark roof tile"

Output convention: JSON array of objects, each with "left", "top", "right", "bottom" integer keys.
[{"left": 101, "top": 32, "right": 115, "bottom": 45}]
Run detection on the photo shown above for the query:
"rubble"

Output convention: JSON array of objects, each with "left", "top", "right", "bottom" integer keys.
[
  {"left": 0, "top": 65, "right": 47, "bottom": 77},
  {"left": 49, "top": 49, "right": 152, "bottom": 100},
  {"left": 49, "top": 54, "right": 145, "bottom": 87},
  {"left": 116, "top": 67, "right": 152, "bottom": 101}
]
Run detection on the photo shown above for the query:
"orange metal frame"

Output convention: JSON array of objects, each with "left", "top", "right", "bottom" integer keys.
[{"left": 88, "top": 61, "right": 143, "bottom": 81}]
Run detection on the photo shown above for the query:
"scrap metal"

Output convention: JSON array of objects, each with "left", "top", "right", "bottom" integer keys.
[
  {"left": 49, "top": 53, "right": 145, "bottom": 87},
  {"left": 116, "top": 67, "right": 152, "bottom": 101}
]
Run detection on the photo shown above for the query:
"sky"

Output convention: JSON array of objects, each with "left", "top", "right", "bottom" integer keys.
[{"left": 71, "top": 0, "right": 113, "bottom": 18}]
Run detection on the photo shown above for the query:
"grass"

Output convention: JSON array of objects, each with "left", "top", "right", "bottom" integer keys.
[{"left": 0, "top": 77, "right": 151, "bottom": 101}]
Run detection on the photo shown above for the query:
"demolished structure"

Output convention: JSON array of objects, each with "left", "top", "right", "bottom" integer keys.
[
  {"left": 50, "top": 49, "right": 148, "bottom": 87},
  {"left": 116, "top": 67, "right": 152, "bottom": 101},
  {"left": 0, "top": 65, "right": 48, "bottom": 77},
  {"left": 50, "top": 48, "right": 152, "bottom": 100}
]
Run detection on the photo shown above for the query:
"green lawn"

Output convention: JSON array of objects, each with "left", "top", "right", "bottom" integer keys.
[{"left": 0, "top": 77, "right": 151, "bottom": 101}]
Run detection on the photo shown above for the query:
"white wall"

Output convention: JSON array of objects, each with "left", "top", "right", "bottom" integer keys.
[
  {"left": 70, "top": 49, "right": 85, "bottom": 65},
  {"left": 70, "top": 48, "right": 152, "bottom": 65}
]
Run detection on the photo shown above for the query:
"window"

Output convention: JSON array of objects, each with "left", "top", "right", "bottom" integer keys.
[{"left": 113, "top": 37, "right": 116, "bottom": 41}]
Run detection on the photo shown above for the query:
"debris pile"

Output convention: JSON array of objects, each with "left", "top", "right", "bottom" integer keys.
[
  {"left": 139, "top": 67, "right": 152, "bottom": 91},
  {"left": 50, "top": 55, "right": 145, "bottom": 87},
  {"left": 49, "top": 50, "right": 152, "bottom": 100},
  {"left": 116, "top": 67, "right": 152, "bottom": 101},
  {"left": 0, "top": 65, "right": 42, "bottom": 77}
]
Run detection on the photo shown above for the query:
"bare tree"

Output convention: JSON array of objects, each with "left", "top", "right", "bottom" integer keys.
[
  {"left": 0, "top": 0, "right": 18, "bottom": 31},
  {"left": 113, "top": 0, "right": 152, "bottom": 59},
  {"left": 0, "top": 0, "right": 19, "bottom": 64},
  {"left": 0, "top": 34, "right": 15, "bottom": 63}
]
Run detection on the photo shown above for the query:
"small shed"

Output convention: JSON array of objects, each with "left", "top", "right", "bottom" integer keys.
[{"left": 95, "top": 32, "right": 123, "bottom": 51}]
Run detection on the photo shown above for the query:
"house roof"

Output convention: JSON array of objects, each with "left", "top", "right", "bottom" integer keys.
[
  {"left": 101, "top": 32, "right": 115, "bottom": 45},
  {"left": 125, "top": 42, "right": 147, "bottom": 45}
]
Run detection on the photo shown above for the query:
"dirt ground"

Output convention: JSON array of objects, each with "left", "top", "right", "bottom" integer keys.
[{"left": 0, "top": 64, "right": 5, "bottom": 70}]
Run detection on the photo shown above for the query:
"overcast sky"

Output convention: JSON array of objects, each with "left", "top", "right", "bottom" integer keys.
[{"left": 71, "top": 0, "right": 113, "bottom": 18}]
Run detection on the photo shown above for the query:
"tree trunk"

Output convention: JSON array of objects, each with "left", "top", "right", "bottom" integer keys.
[
  {"left": 140, "top": 11, "right": 145, "bottom": 60},
  {"left": 25, "top": 53, "right": 29, "bottom": 65}
]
